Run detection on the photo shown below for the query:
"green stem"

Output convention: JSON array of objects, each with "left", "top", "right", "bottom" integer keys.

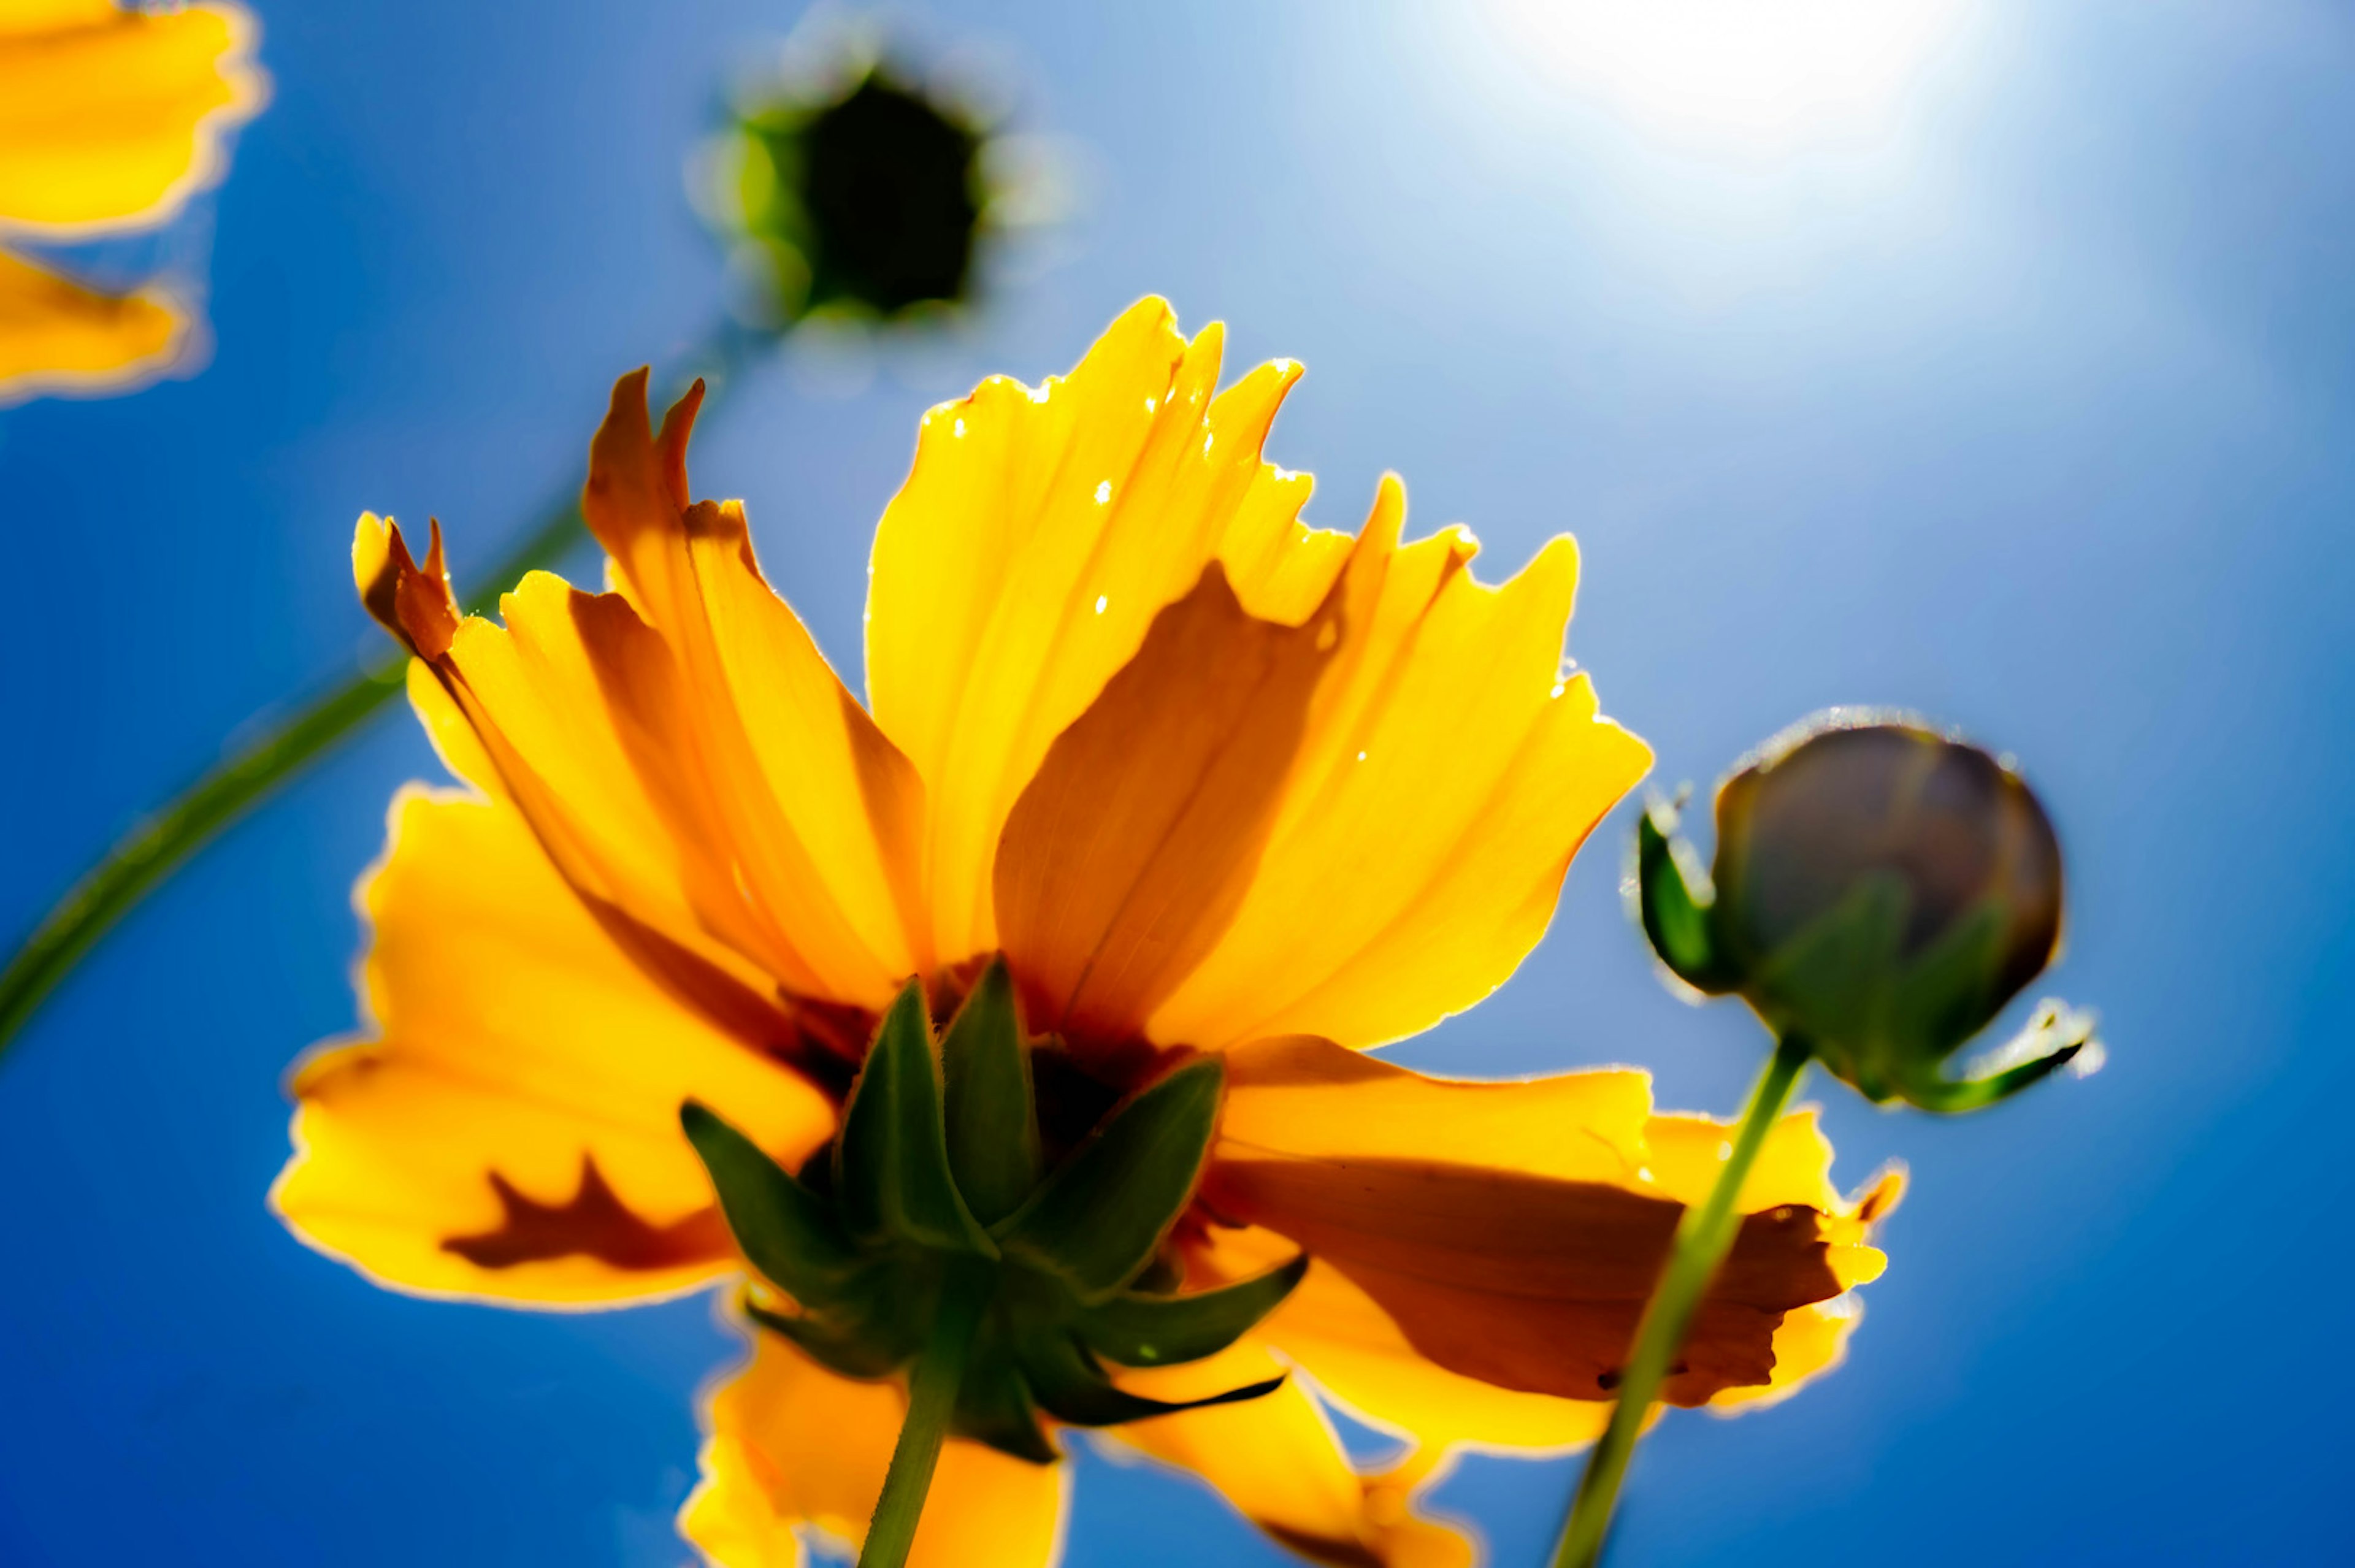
[
  {"left": 0, "top": 318, "right": 763, "bottom": 1066},
  {"left": 1552, "top": 1033, "right": 1812, "bottom": 1568},
  {"left": 859, "top": 1261, "right": 990, "bottom": 1568}
]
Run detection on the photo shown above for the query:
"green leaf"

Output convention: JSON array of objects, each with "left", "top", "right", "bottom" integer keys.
[
  {"left": 993, "top": 1057, "right": 1223, "bottom": 1304},
  {"left": 939, "top": 957, "right": 1041, "bottom": 1226},
  {"left": 1636, "top": 799, "right": 1740, "bottom": 994},
  {"left": 680, "top": 1100, "right": 864, "bottom": 1306},
  {"left": 1075, "top": 1254, "right": 1308, "bottom": 1368},
  {"left": 1016, "top": 1329, "right": 1285, "bottom": 1427},
  {"left": 835, "top": 981, "right": 994, "bottom": 1255}
]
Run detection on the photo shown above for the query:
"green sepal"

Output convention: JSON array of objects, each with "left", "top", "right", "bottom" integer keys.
[
  {"left": 994, "top": 1057, "right": 1223, "bottom": 1304},
  {"left": 743, "top": 1291, "right": 913, "bottom": 1380},
  {"left": 940, "top": 957, "right": 1041, "bottom": 1227},
  {"left": 1894, "top": 999, "right": 2097, "bottom": 1114},
  {"left": 1016, "top": 1329, "right": 1285, "bottom": 1427},
  {"left": 1880, "top": 894, "right": 2009, "bottom": 1066},
  {"left": 1636, "top": 798, "right": 1741, "bottom": 995},
  {"left": 1747, "top": 873, "right": 1909, "bottom": 1089},
  {"left": 1075, "top": 1253, "right": 1309, "bottom": 1369},
  {"left": 835, "top": 981, "right": 995, "bottom": 1255},
  {"left": 681, "top": 1100, "right": 865, "bottom": 1307},
  {"left": 951, "top": 1322, "right": 1060, "bottom": 1465}
]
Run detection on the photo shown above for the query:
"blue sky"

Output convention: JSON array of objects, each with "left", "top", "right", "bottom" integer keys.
[{"left": 3, "top": 1, "right": 2351, "bottom": 1563}]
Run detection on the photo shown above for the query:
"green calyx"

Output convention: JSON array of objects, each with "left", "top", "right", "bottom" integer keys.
[
  {"left": 681, "top": 960, "right": 1300, "bottom": 1464},
  {"left": 1634, "top": 793, "right": 2097, "bottom": 1112}
]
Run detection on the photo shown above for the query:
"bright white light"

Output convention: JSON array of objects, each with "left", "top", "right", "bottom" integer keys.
[{"left": 1491, "top": 0, "right": 1967, "bottom": 143}]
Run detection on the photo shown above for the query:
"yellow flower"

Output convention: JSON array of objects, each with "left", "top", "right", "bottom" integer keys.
[
  {"left": 0, "top": 0, "right": 266, "bottom": 402},
  {"left": 274, "top": 300, "right": 1899, "bottom": 1567}
]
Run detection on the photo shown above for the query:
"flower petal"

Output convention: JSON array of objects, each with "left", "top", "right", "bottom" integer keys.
[
  {"left": 1201, "top": 1036, "right": 1888, "bottom": 1408},
  {"left": 994, "top": 563, "right": 1340, "bottom": 1046},
  {"left": 356, "top": 514, "right": 870, "bottom": 1034},
  {"left": 1154, "top": 490, "right": 1651, "bottom": 1050},
  {"left": 272, "top": 786, "right": 834, "bottom": 1306},
  {"left": 583, "top": 372, "right": 930, "bottom": 1000},
  {"left": 1111, "top": 1340, "right": 1474, "bottom": 1568},
  {"left": 0, "top": 246, "right": 184, "bottom": 403},
  {"left": 868, "top": 299, "right": 1341, "bottom": 965},
  {"left": 0, "top": 1, "right": 266, "bottom": 239},
  {"left": 1193, "top": 1223, "right": 1611, "bottom": 1458},
  {"left": 681, "top": 1330, "right": 1066, "bottom": 1568}
]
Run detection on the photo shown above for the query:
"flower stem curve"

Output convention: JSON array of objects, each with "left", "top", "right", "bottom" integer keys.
[
  {"left": 859, "top": 1259, "right": 992, "bottom": 1568},
  {"left": 0, "top": 318, "right": 764, "bottom": 1066},
  {"left": 1552, "top": 1032, "right": 1812, "bottom": 1568}
]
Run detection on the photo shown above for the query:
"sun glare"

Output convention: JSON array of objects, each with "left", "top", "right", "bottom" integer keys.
[{"left": 1490, "top": 0, "right": 1969, "bottom": 144}]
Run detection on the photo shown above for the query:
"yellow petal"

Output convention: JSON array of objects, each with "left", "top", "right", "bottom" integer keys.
[
  {"left": 994, "top": 564, "right": 1339, "bottom": 1046},
  {"left": 581, "top": 373, "right": 930, "bottom": 1001},
  {"left": 1112, "top": 1340, "right": 1474, "bottom": 1568},
  {"left": 1154, "top": 491, "right": 1651, "bottom": 1050},
  {"left": 0, "top": 246, "right": 184, "bottom": 402},
  {"left": 681, "top": 1330, "right": 1066, "bottom": 1568},
  {"left": 1203, "top": 1036, "right": 1889, "bottom": 1409},
  {"left": 272, "top": 787, "right": 834, "bottom": 1306},
  {"left": 0, "top": 1, "right": 266, "bottom": 239},
  {"left": 868, "top": 299, "right": 1342, "bottom": 965}
]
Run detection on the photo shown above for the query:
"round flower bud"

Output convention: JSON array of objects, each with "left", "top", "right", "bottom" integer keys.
[
  {"left": 1642, "top": 711, "right": 2091, "bottom": 1110},
  {"left": 697, "top": 47, "right": 1006, "bottom": 331}
]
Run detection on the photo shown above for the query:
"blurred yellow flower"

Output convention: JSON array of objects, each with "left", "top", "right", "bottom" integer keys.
[
  {"left": 275, "top": 301, "right": 1898, "bottom": 1567},
  {"left": 0, "top": 0, "right": 266, "bottom": 402}
]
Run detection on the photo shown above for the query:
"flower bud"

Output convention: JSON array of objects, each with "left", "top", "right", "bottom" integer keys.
[
  {"left": 1636, "top": 711, "right": 2096, "bottom": 1111},
  {"left": 698, "top": 53, "right": 995, "bottom": 328}
]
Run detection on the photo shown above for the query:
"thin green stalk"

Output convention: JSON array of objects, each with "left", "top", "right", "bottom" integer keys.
[
  {"left": 1552, "top": 1034, "right": 1813, "bottom": 1568},
  {"left": 859, "top": 1261, "right": 991, "bottom": 1568},
  {"left": 0, "top": 318, "right": 761, "bottom": 1065}
]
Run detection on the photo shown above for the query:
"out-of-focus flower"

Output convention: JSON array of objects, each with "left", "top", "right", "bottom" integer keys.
[
  {"left": 1638, "top": 710, "right": 2097, "bottom": 1111},
  {"left": 0, "top": 0, "right": 266, "bottom": 402},
  {"left": 275, "top": 302, "right": 1899, "bottom": 1566},
  {"left": 695, "top": 33, "right": 1055, "bottom": 332}
]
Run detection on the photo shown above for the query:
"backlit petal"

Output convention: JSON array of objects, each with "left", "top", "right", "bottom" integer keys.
[
  {"left": 272, "top": 787, "right": 833, "bottom": 1306},
  {"left": 0, "top": 0, "right": 266, "bottom": 239},
  {"left": 1203, "top": 1036, "right": 1890, "bottom": 1408},
  {"left": 1154, "top": 492, "right": 1650, "bottom": 1050},
  {"left": 868, "top": 299, "right": 1344, "bottom": 965},
  {"left": 994, "top": 564, "right": 1340, "bottom": 1046},
  {"left": 0, "top": 246, "right": 183, "bottom": 403},
  {"left": 681, "top": 1330, "right": 1066, "bottom": 1568},
  {"left": 1112, "top": 1340, "right": 1473, "bottom": 1568},
  {"left": 583, "top": 373, "right": 929, "bottom": 1000},
  {"left": 356, "top": 512, "right": 880, "bottom": 1032}
]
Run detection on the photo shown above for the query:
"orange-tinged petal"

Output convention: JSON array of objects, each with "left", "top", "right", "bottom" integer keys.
[
  {"left": 1112, "top": 1341, "right": 1473, "bottom": 1568},
  {"left": 0, "top": 1, "right": 266, "bottom": 239},
  {"left": 1192, "top": 1225, "right": 1611, "bottom": 1458},
  {"left": 355, "top": 510, "right": 867, "bottom": 1042},
  {"left": 272, "top": 788, "right": 834, "bottom": 1306},
  {"left": 994, "top": 564, "right": 1341, "bottom": 1047},
  {"left": 1203, "top": 1036, "right": 1888, "bottom": 1409},
  {"left": 0, "top": 245, "right": 184, "bottom": 403},
  {"left": 584, "top": 375, "right": 929, "bottom": 1002},
  {"left": 868, "top": 299, "right": 1346, "bottom": 965},
  {"left": 681, "top": 1331, "right": 1066, "bottom": 1568},
  {"left": 1154, "top": 497, "right": 1650, "bottom": 1050}
]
